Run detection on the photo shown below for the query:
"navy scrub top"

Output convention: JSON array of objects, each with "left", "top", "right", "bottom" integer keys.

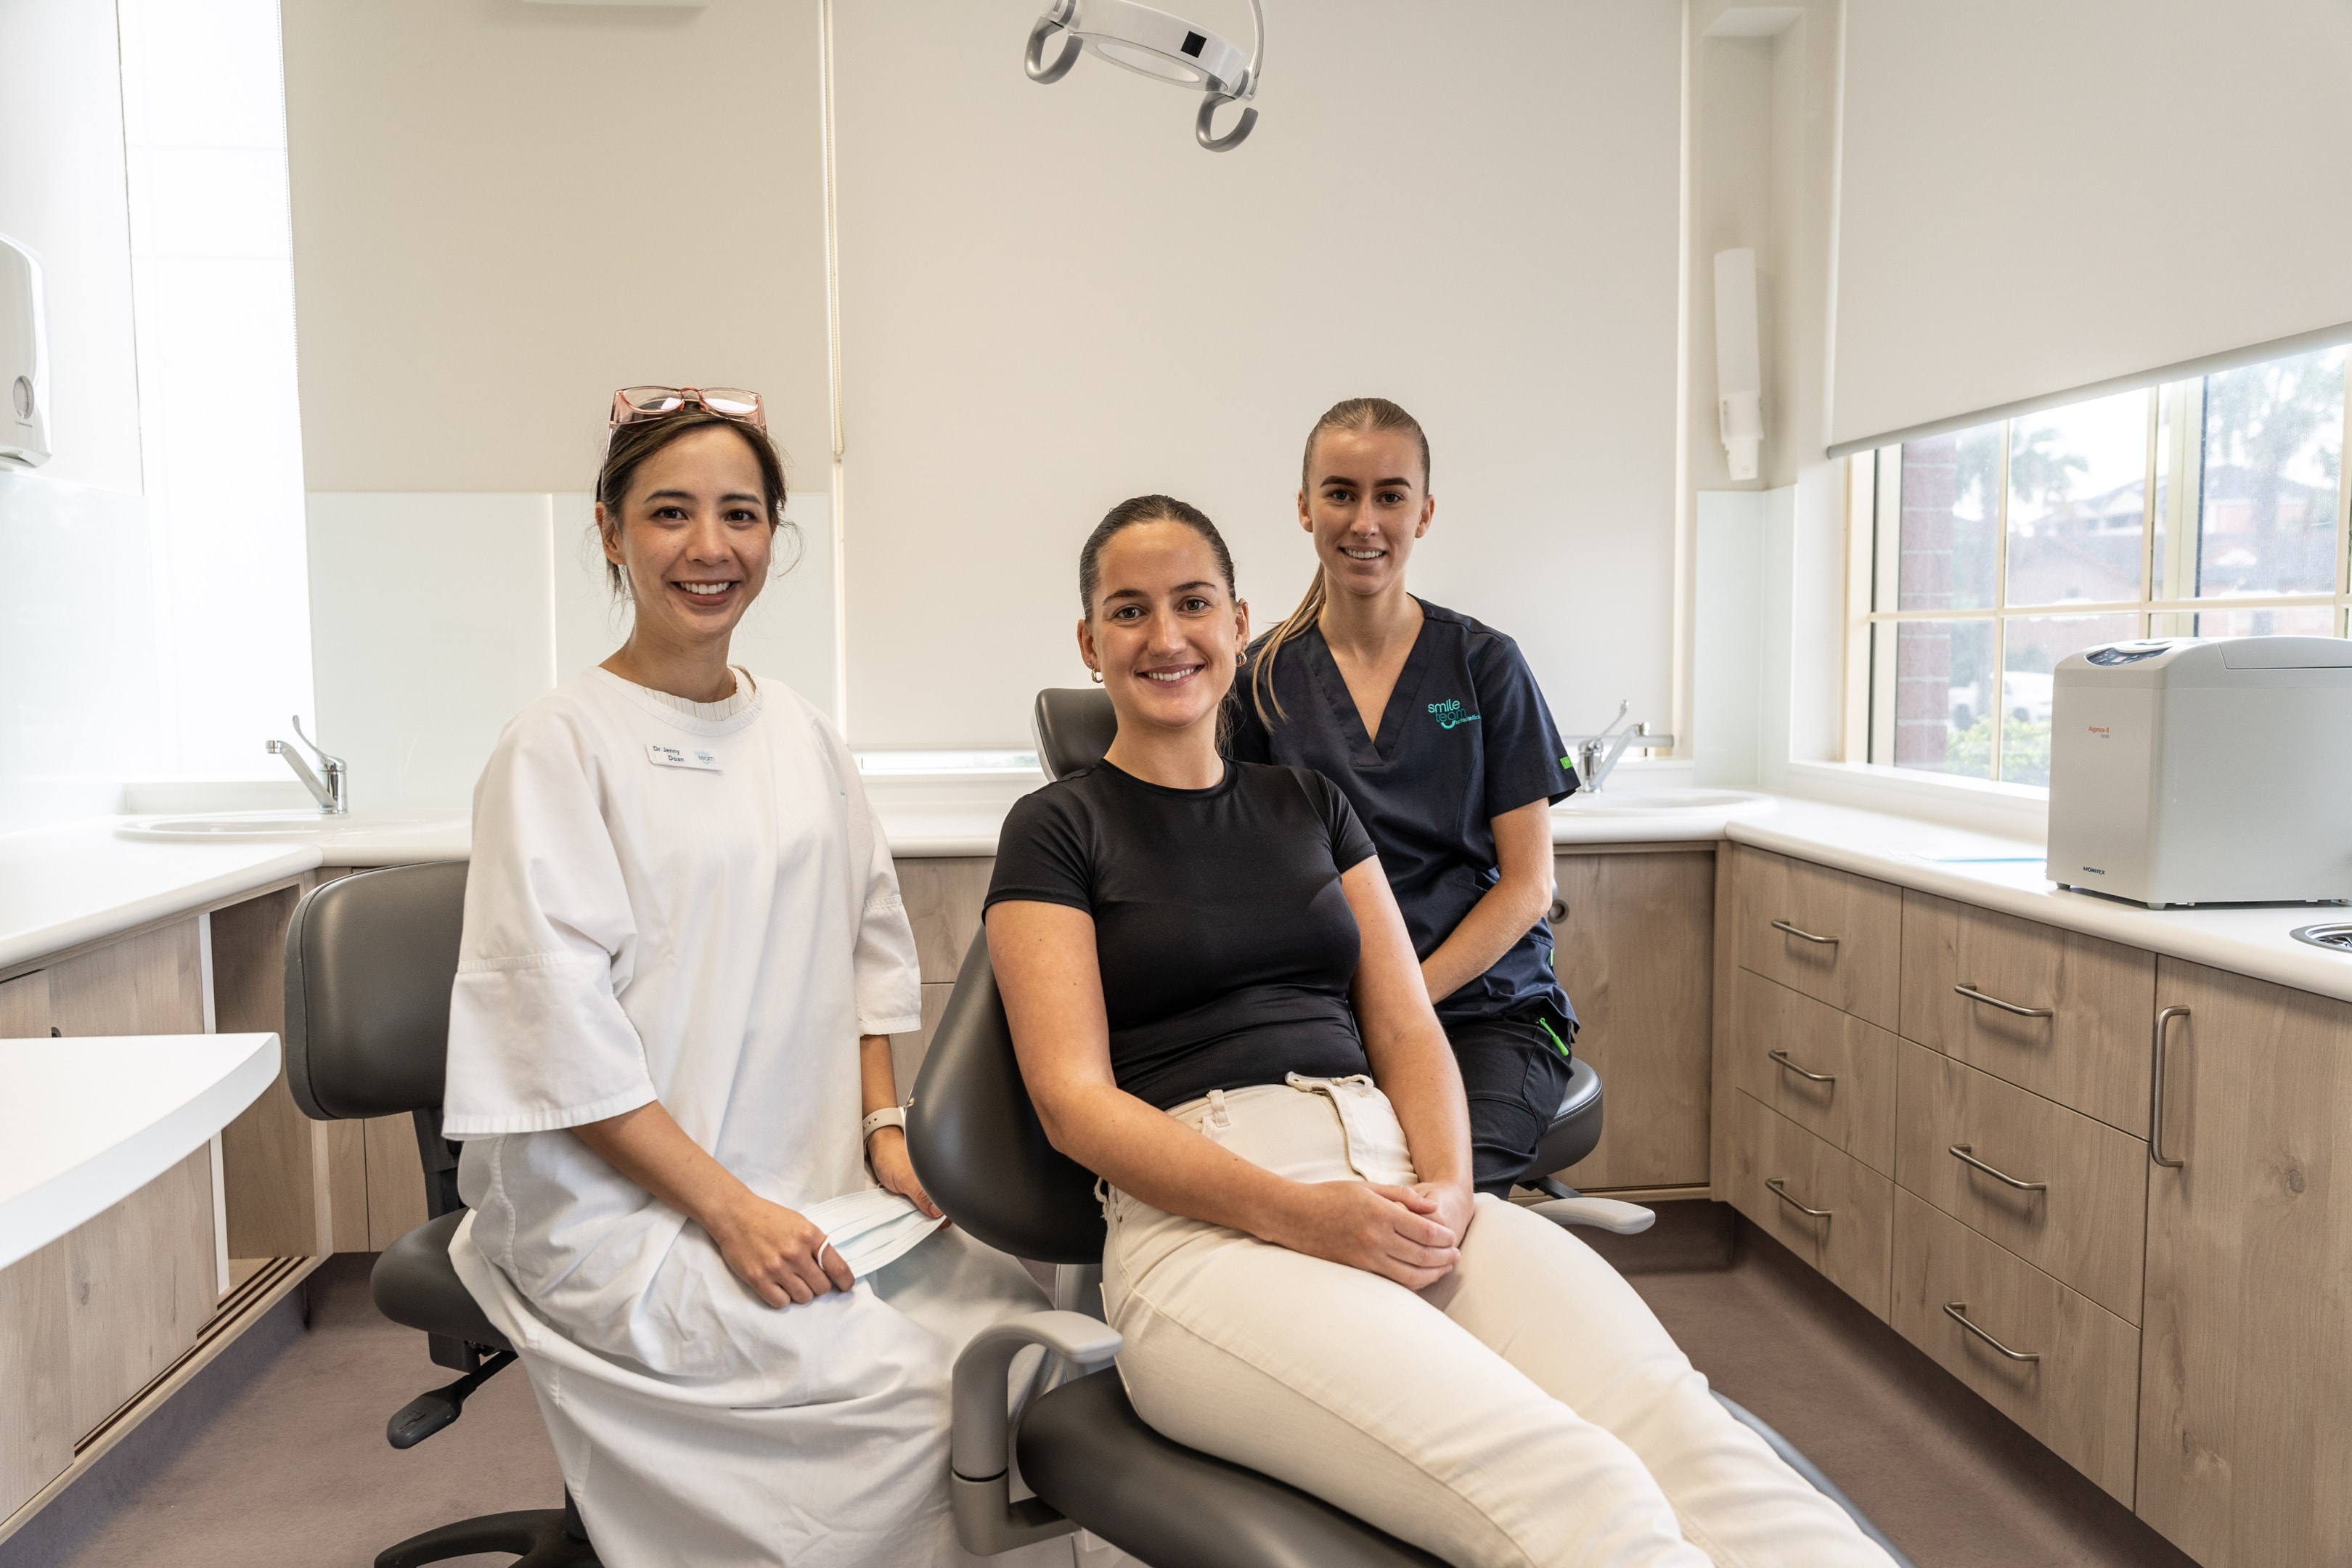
[{"left": 1227, "top": 597, "right": 1580, "bottom": 1030}]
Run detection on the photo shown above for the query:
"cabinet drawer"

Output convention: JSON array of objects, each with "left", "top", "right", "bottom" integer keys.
[
  {"left": 1891, "top": 1188, "right": 2140, "bottom": 1505},
  {"left": 1725, "top": 1090, "right": 1892, "bottom": 1320},
  {"left": 1731, "top": 847, "right": 1901, "bottom": 1028},
  {"left": 1898, "top": 891, "right": 2155, "bottom": 1131},
  {"left": 1731, "top": 968, "right": 1896, "bottom": 1174},
  {"left": 1892, "top": 1042, "right": 2147, "bottom": 1323}
]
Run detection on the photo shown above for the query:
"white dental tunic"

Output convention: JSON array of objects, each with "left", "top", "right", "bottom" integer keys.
[{"left": 442, "top": 667, "right": 1050, "bottom": 1568}]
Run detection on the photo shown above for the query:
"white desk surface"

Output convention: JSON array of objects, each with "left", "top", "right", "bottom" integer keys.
[
  {"left": 0, "top": 1032, "right": 280, "bottom": 1271},
  {"left": 7, "top": 772, "right": 2352, "bottom": 1008}
]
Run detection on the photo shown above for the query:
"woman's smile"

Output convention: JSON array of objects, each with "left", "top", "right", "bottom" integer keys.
[
  {"left": 673, "top": 578, "right": 741, "bottom": 607},
  {"left": 1140, "top": 663, "right": 1205, "bottom": 686}
]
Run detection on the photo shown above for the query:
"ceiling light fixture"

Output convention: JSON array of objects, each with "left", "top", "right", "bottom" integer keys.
[{"left": 1024, "top": 0, "right": 1265, "bottom": 152}]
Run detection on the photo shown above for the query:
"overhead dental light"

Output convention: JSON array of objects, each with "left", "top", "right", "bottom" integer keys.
[{"left": 1025, "top": 0, "right": 1265, "bottom": 152}]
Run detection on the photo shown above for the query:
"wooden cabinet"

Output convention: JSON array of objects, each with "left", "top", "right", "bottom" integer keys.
[
  {"left": 1549, "top": 848, "right": 1715, "bottom": 1190},
  {"left": 894, "top": 857, "right": 992, "bottom": 1099},
  {"left": 1730, "top": 846, "right": 1902, "bottom": 1028},
  {"left": 1900, "top": 891, "right": 2155, "bottom": 1132},
  {"left": 0, "top": 969, "right": 50, "bottom": 1037},
  {"left": 898, "top": 857, "right": 992, "bottom": 983},
  {"left": 2136, "top": 960, "right": 2352, "bottom": 1568},
  {"left": 1728, "top": 966, "right": 1896, "bottom": 1175},
  {"left": 1723, "top": 1089, "right": 1892, "bottom": 1320},
  {"left": 1892, "top": 1041, "right": 2147, "bottom": 1323},
  {"left": 1890, "top": 1188, "right": 2141, "bottom": 1504}
]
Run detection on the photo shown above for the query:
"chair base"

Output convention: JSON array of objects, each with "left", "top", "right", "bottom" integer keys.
[{"left": 375, "top": 1507, "right": 600, "bottom": 1568}]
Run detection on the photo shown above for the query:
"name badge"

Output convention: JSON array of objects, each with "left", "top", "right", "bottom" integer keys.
[{"left": 647, "top": 742, "right": 722, "bottom": 772}]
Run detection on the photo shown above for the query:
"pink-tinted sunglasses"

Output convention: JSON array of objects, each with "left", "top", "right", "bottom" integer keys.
[{"left": 608, "top": 385, "right": 767, "bottom": 433}]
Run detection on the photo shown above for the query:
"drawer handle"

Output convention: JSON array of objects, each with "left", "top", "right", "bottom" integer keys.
[
  {"left": 1944, "top": 1302, "right": 2041, "bottom": 1363},
  {"left": 1768, "top": 1049, "right": 1837, "bottom": 1085},
  {"left": 1948, "top": 1143, "right": 2047, "bottom": 1192},
  {"left": 2151, "top": 1005, "right": 2189, "bottom": 1169},
  {"left": 1953, "top": 984, "right": 2054, "bottom": 1019},
  {"left": 1771, "top": 919, "right": 1839, "bottom": 946},
  {"left": 1548, "top": 899, "right": 1569, "bottom": 925},
  {"left": 1765, "top": 1177, "right": 1832, "bottom": 1219}
]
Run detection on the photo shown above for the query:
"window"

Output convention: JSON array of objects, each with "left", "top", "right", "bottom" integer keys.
[{"left": 1860, "top": 345, "right": 2350, "bottom": 785}]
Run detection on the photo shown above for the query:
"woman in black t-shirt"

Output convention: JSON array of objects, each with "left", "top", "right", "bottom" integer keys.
[
  {"left": 987, "top": 496, "right": 1890, "bottom": 1561},
  {"left": 985, "top": 497, "right": 1896, "bottom": 1568}
]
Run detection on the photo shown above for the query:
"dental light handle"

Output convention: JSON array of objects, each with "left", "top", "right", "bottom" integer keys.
[
  {"left": 1196, "top": 0, "right": 1265, "bottom": 151},
  {"left": 1025, "top": 0, "right": 1080, "bottom": 83}
]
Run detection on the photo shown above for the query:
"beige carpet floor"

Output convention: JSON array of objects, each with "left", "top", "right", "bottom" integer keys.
[{"left": 2, "top": 1207, "right": 2196, "bottom": 1567}]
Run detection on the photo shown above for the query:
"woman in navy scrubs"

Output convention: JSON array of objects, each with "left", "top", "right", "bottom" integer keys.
[{"left": 1228, "top": 396, "right": 1579, "bottom": 1197}]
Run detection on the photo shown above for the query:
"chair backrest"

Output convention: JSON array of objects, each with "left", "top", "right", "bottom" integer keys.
[
  {"left": 284, "top": 860, "right": 469, "bottom": 1123},
  {"left": 906, "top": 928, "right": 1106, "bottom": 1264},
  {"left": 1032, "top": 687, "right": 1117, "bottom": 780}
]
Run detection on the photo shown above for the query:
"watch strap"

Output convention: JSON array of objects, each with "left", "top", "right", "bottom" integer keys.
[{"left": 861, "top": 1105, "right": 907, "bottom": 1141}]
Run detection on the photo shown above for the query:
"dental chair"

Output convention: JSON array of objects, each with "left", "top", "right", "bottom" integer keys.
[
  {"left": 902, "top": 691, "right": 1918, "bottom": 1566},
  {"left": 283, "top": 861, "right": 598, "bottom": 1568}
]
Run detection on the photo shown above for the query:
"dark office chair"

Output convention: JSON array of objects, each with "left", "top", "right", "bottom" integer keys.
[
  {"left": 282, "top": 862, "right": 598, "bottom": 1568},
  {"left": 1030, "top": 687, "right": 1645, "bottom": 1231}
]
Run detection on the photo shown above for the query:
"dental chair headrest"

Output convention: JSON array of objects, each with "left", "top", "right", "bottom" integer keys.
[{"left": 1032, "top": 688, "right": 1117, "bottom": 780}]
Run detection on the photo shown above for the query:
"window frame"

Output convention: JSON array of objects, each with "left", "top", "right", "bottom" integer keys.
[{"left": 1853, "top": 355, "right": 2352, "bottom": 784}]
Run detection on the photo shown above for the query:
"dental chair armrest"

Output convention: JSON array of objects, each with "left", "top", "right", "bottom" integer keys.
[
  {"left": 950, "top": 1310, "right": 1123, "bottom": 1556},
  {"left": 1528, "top": 1196, "right": 1656, "bottom": 1235}
]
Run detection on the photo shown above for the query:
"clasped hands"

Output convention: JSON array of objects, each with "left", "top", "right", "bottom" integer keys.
[{"left": 1274, "top": 1177, "right": 1477, "bottom": 1291}]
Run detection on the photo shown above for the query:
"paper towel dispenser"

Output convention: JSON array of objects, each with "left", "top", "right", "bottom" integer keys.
[{"left": 1, "top": 232, "right": 52, "bottom": 469}]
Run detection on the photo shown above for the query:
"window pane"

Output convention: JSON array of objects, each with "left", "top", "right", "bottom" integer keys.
[
  {"left": 2006, "top": 390, "right": 2148, "bottom": 608},
  {"left": 1897, "top": 425, "right": 2001, "bottom": 611},
  {"left": 2197, "top": 346, "right": 2346, "bottom": 598},
  {"left": 1997, "top": 613, "right": 2139, "bottom": 787},
  {"left": 1892, "top": 619, "right": 1995, "bottom": 779},
  {"left": 2192, "top": 604, "right": 2339, "bottom": 639}
]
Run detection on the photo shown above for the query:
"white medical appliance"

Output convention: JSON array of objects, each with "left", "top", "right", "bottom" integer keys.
[
  {"left": 0, "top": 232, "right": 52, "bottom": 470},
  {"left": 1026, "top": 0, "right": 1265, "bottom": 151},
  {"left": 2046, "top": 636, "right": 2352, "bottom": 907}
]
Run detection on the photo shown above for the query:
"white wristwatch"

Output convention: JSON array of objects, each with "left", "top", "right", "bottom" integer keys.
[{"left": 861, "top": 1105, "right": 907, "bottom": 1143}]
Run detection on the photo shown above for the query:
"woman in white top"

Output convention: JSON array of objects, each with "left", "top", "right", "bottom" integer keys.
[{"left": 442, "top": 388, "right": 1053, "bottom": 1568}]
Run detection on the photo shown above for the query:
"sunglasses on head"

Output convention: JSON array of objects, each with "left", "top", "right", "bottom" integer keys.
[{"left": 608, "top": 385, "right": 767, "bottom": 433}]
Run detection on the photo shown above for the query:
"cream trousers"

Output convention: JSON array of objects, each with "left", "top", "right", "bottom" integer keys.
[{"left": 1101, "top": 1075, "right": 1898, "bottom": 1568}]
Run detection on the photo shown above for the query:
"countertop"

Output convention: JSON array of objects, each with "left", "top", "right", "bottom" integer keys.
[
  {"left": 0, "top": 1032, "right": 279, "bottom": 1270},
  {"left": 7, "top": 784, "right": 2351, "bottom": 1005}
]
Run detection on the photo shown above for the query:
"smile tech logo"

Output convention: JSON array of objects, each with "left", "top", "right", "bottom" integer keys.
[{"left": 1427, "top": 699, "right": 1480, "bottom": 731}]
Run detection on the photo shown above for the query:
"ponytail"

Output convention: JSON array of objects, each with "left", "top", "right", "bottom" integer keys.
[{"left": 1248, "top": 565, "right": 1327, "bottom": 727}]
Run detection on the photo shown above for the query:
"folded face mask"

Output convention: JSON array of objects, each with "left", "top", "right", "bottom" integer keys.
[{"left": 802, "top": 1188, "right": 947, "bottom": 1280}]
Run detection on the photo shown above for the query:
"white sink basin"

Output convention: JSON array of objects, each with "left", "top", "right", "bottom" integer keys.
[
  {"left": 1556, "top": 788, "right": 1769, "bottom": 816},
  {"left": 115, "top": 810, "right": 455, "bottom": 843}
]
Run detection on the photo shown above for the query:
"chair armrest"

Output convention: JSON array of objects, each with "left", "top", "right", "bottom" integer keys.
[
  {"left": 1527, "top": 1196, "right": 1656, "bottom": 1235},
  {"left": 950, "top": 1310, "right": 1123, "bottom": 1556}
]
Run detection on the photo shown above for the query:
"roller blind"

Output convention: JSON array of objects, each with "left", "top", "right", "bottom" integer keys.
[
  {"left": 832, "top": 0, "right": 1681, "bottom": 747},
  {"left": 1829, "top": 0, "right": 2352, "bottom": 455}
]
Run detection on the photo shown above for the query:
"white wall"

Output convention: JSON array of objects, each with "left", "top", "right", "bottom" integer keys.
[
  {"left": 0, "top": 0, "right": 165, "bottom": 832},
  {"left": 833, "top": 0, "right": 1684, "bottom": 747},
  {"left": 1683, "top": 1, "right": 1849, "bottom": 785},
  {"left": 0, "top": 0, "right": 144, "bottom": 496}
]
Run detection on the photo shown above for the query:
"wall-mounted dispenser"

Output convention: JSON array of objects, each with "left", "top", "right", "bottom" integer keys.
[
  {"left": 0, "top": 232, "right": 51, "bottom": 470},
  {"left": 1712, "top": 247, "right": 1760, "bottom": 481}
]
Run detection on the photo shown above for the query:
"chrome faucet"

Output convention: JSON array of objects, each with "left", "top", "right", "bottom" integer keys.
[
  {"left": 267, "top": 716, "right": 348, "bottom": 814},
  {"left": 1565, "top": 700, "right": 1674, "bottom": 793}
]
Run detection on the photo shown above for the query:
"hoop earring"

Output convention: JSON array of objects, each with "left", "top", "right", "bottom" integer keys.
[{"left": 1089, "top": 668, "right": 1104, "bottom": 684}]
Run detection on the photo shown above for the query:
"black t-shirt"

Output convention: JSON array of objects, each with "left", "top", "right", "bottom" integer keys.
[
  {"left": 984, "top": 759, "right": 1379, "bottom": 1111},
  {"left": 1227, "top": 599, "right": 1578, "bottom": 1029}
]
